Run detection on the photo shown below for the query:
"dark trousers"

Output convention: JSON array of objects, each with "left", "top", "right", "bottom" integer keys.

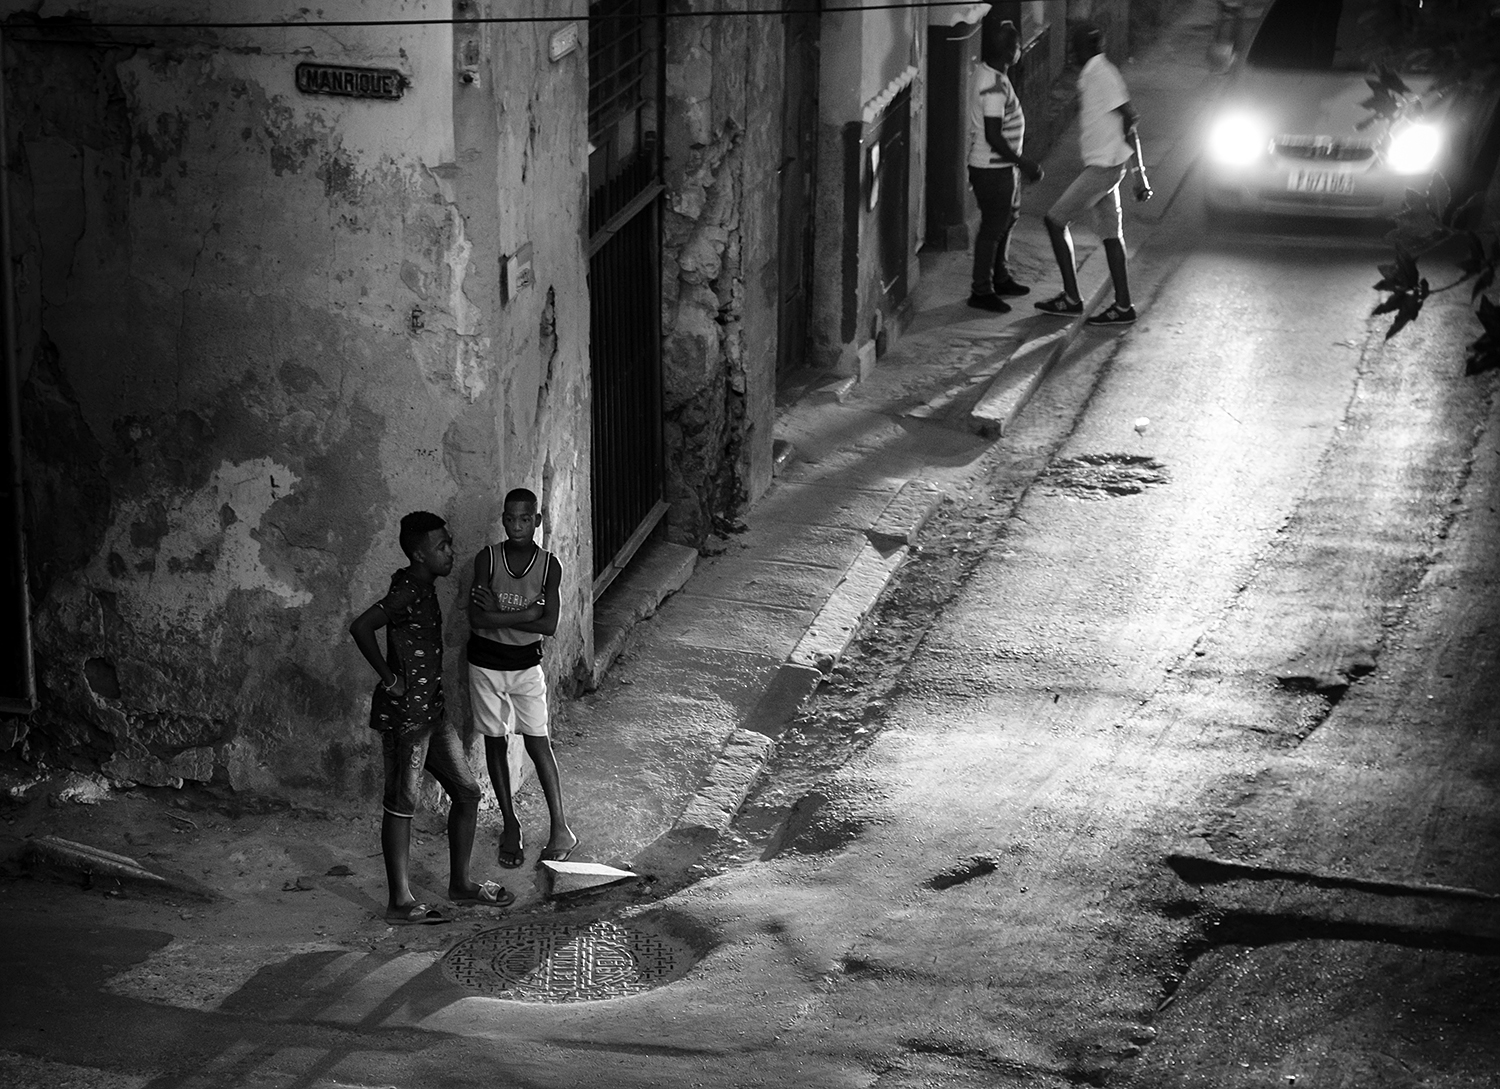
[{"left": 968, "top": 165, "right": 1020, "bottom": 296}]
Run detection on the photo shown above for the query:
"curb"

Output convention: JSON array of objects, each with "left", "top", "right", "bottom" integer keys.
[
  {"left": 661, "top": 480, "right": 943, "bottom": 842},
  {"left": 650, "top": 123, "right": 1202, "bottom": 864},
  {"left": 591, "top": 539, "right": 698, "bottom": 688},
  {"left": 968, "top": 260, "right": 1114, "bottom": 436}
]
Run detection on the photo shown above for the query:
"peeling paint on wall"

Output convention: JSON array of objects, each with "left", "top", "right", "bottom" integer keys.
[
  {"left": 91, "top": 457, "right": 313, "bottom": 629},
  {"left": 8, "top": 1, "right": 594, "bottom": 801}
]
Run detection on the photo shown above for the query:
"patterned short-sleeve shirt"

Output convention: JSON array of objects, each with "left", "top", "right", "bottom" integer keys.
[{"left": 368, "top": 569, "right": 445, "bottom": 735}]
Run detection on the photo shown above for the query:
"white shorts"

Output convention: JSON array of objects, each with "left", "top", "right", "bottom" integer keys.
[{"left": 468, "top": 664, "right": 549, "bottom": 737}]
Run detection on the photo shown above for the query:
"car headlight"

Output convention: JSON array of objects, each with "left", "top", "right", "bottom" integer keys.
[
  {"left": 1207, "top": 113, "right": 1270, "bottom": 167},
  {"left": 1387, "top": 123, "right": 1441, "bottom": 174}
]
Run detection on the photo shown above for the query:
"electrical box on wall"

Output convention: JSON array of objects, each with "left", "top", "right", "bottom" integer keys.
[
  {"left": 549, "top": 23, "right": 579, "bottom": 62},
  {"left": 502, "top": 243, "right": 534, "bottom": 303}
]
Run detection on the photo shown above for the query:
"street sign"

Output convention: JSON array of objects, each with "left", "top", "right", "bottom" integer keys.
[{"left": 295, "top": 63, "right": 406, "bottom": 100}]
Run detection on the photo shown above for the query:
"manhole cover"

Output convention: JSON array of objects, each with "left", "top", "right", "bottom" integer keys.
[
  {"left": 441, "top": 918, "right": 699, "bottom": 1002},
  {"left": 1042, "top": 453, "right": 1168, "bottom": 498}
]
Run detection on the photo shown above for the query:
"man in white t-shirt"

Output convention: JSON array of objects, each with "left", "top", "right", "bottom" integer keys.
[
  {"left": 965, "top": 19, "right": 1045, "bottom": 313},
  {"left": 1034, "top": 22, "right": 1141, "bottom": 326}
]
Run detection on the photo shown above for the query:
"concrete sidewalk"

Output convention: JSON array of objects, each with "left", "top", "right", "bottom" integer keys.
[{"left": 549, "top": 0, "right": 1227, "bottom": 895}]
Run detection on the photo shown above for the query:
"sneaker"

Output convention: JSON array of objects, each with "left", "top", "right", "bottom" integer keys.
[
  {"left": 1034, "top": 293, "right": 1083, "bottom": 316},
  {"left": 966, "top": 293, "right": 1012, "bottom": 313},
  {"left": 1086, "top": 303, "right": 1137, "bottom": 326},
  {"left": 993, "top": 279, "right": 1031, "bottom": 298}
]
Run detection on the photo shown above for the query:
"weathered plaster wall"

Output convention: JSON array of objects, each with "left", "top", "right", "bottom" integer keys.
[
  {"left": 811, "top": 7, "right": 925, "bottom": 374},
  {"left": 451, "top": 1, "right": 592, "bottom": 682},
  {"left": 661, "top": 4, "right": 780, "bottom": 542},
  {"left": 8, "top": 0, "right": 591, "bottom": 799}
]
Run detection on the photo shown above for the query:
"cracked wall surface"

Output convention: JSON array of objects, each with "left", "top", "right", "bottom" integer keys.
[
  {"left": 7, "top": 0, "right": 592, "bottom": 798},
  {"left": 661, "top": 8, "right": 779, "bottom": 543}
]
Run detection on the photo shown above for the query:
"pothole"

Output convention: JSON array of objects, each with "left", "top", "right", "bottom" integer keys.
[
  {"left": 758, "top": 776, "right": 890, "bottom": 861},
  {"left": 441, "top": 913, "right": 703, "bottom": 1002},
  {"left": 1040, "top": 453, "right": 1169, "bottom": 498},
  {"left": 928, "top": 855, "right": 999, "bottom": 890}
]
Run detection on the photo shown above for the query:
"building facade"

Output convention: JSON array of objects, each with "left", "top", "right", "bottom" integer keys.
[
  {"left": 5, "top": 0, "right": 593, "bottom": 795},
  {"left": 2, "top": 0, "right": 1080, "bottom": 801}
]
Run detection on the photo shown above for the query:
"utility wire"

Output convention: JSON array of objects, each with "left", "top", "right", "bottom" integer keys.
[{"left": 4, "top": 1, "right": 1032, "bottom": 33}]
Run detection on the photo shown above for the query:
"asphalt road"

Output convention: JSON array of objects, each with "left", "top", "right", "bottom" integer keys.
[{"left": 5, "top": 200, "right": 1499, "bottom": 1088}]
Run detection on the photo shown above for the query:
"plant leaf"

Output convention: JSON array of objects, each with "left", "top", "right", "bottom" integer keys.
[
  {"left": 1428, "top": 174, "right": 1453, "bottom": 221},
  {"left": 1384, "top": 293, "right": 1425, "bottom": 339},
  {"left": 1463, "top": 332, "right": 1500, "bottom": 376},
  {"left": 1478, "top": 296, "right": 1500, "bottom": 341},
  {"left": 1376, "top": 64, "right": 1411, "bottom": 96},
  {"left": 1459, "top": 232, "right": 1487, "bottom": 277},
  {"left": 1373, "top": 249, "right": 1421, "bottom": 293}
]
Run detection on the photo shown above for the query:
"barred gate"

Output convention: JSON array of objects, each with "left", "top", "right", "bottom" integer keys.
[{"left": 588, "top": 1, "right": 666, "bottom": 597}]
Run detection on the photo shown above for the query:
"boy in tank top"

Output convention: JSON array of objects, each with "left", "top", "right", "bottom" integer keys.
[{"left": 467, "top": 488, "right": 577, "bottom": 868}]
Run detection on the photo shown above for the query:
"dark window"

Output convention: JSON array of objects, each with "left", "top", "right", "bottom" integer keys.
[{"left": 1247, "top": 0, "right": 1443, "bottom": 73}]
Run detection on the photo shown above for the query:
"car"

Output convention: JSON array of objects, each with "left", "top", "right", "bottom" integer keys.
[{"left": 1202, "top": 0, "right": 1500, "bottom": 220}]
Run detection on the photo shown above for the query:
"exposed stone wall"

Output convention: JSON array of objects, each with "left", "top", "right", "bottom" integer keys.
[
  {"left": 660, "top": 4, "right": 779, "bottom": 543},
  {"left": 6, "top": 0, "right": 591, "bottom": 799}
]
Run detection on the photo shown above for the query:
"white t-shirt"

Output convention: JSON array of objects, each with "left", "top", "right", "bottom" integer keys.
[
  {"left": 1077, "top": 54, "right": 1132, "bottom": 168},
  {"left": 967, "top": 62, "right": 1025, "bottom": 170}
]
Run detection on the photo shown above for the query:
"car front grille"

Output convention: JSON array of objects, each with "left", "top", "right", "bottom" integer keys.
[{"left": 1272, "top": 136, "right": 1376, "bottom": 163}]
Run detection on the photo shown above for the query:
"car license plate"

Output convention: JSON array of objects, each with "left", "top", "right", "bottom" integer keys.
[{"left": 1288, "top": 170, "right": 1355, "bottom": 195}]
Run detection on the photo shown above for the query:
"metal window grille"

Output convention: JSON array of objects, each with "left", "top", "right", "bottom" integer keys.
[
  {"left": 588, "top": 0, "right": 660, "bottom": 224},
  {"left": 589, "top": 0, "right": 648, "bottom": 143},
  {"left": 587, "top": 0, "right": 666, "bottom": 595}
]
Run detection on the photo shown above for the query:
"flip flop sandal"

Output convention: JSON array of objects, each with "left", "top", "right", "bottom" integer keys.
[
  {"left": 450, "top": 881, "right": 514, "bottom": 909},
  {"left": 538, "top": 835, "right": 580, "bottom": 865},
  {"left": 384, "top": 902, "right": 452, "bottom": 926},
  {"left": 496, "top": 835, "right": 525, "bottom": 869}
]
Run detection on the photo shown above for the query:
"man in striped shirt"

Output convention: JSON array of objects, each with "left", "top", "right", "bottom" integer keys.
[{"left": 967, "top": 19, "right": 1045, "bottom": 313}]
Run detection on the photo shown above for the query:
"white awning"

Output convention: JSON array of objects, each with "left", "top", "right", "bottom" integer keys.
[{"left": 927, "top": 2, "right": 990, "bottom": 27}]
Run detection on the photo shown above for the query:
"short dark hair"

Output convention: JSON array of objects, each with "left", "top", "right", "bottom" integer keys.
[
  {"left": 1072, "top": 21, "right": 1103, "bottom": 62},
  {"left": 398, "top": 510, "right": 446, "bottom": 558},
  {"left": 504, "top": 488, "right": 538, "bottom": 510},
  {"left": 993, "top": 19, "right": 1019, "bottom": 55},
  {"left": 981, "top": 17, "right": 1018, "bottom": 65}
]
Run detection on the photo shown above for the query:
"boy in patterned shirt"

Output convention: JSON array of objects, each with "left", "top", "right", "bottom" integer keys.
[{"left": 349, "top": 510, "right": 512, "bottom": 924}]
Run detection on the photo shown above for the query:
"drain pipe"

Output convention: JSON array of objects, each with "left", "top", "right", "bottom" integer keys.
[{"left": 0, "top": 24, "right": 37, "bottom": 715}]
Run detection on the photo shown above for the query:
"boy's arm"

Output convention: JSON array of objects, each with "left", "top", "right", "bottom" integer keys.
[
  {"left": 507, "top": 555, "right": 561, "bottom": 637},
  {"left": 984, "top": 116, "right": 1043, "bottom": 180},
  {"left": 468, "top": 549, "right": 545, "bottom": 631},
  {"left": 349, "top": 604, "right": 405, "bottom": 696},
  {"left": 1114, "top": 101, "right": 1139, "bottom": 139}
]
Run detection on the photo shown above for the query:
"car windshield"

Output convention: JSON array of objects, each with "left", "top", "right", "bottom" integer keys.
[{"left": 1246, "top": 0, "right": 1442, "bottom": 73}]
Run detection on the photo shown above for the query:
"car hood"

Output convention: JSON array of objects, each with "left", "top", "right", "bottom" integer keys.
[{"left": 1224, "top": 67, "right": 1440, "bottom": 138}]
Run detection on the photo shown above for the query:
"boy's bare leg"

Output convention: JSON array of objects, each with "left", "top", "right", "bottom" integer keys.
[
  {"left": 381, "top": 812, "right": 417, "bottom": 910},
  {"left": 524, "top": 733, "right": 577, "bottom": 859},
  {"left": 483, "top": 736, "right": 525, "bottom": 864},
  {"left": 1102, "top": 237, "right": 1132, "bottom": 309},
  {"left": 446, "top": 798, "right": 479, "bottom": 897},
  {"left": 1043, "top": 215, "right": 1082, "bottom": 303}
]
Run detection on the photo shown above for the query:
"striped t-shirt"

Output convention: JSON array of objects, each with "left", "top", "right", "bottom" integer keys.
[{"left": 967, "top": 62, "right": 1025, "bottom": 170}]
